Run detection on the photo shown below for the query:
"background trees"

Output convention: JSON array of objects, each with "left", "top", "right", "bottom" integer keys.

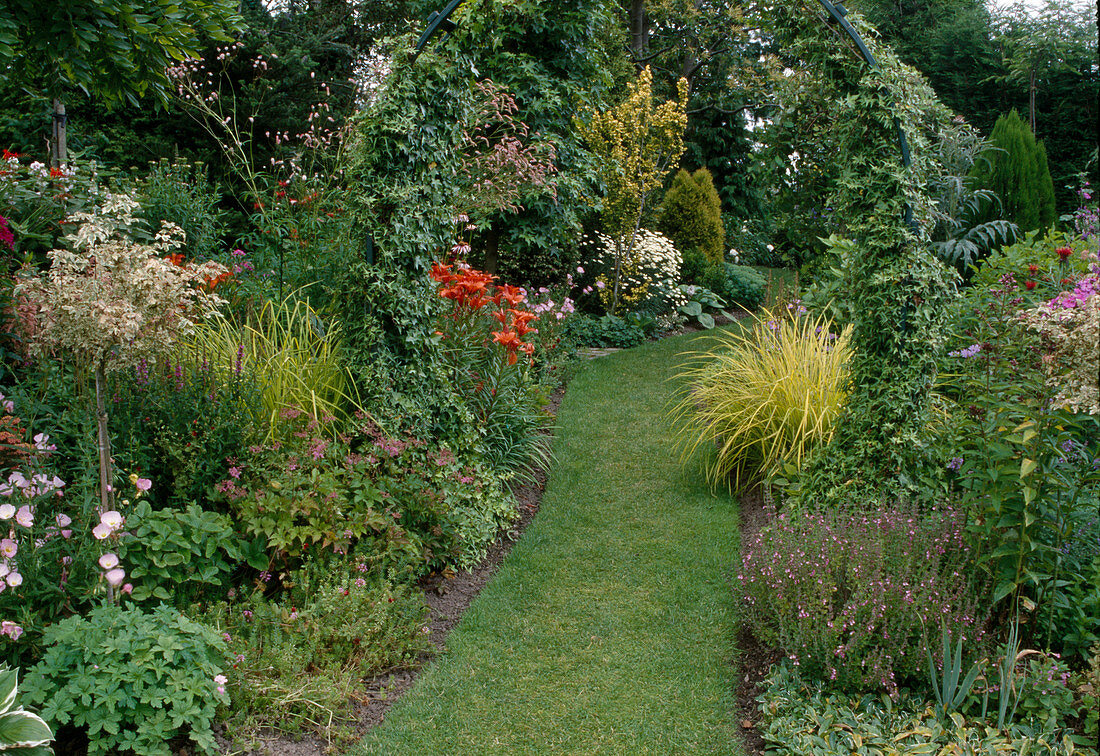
[{"left": 0, "top": 0, "right": 242, "bottom": 165}]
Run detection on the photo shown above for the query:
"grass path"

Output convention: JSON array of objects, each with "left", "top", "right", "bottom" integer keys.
[{"left": 354, "top": 329, "right": 745, "bottom": 755}]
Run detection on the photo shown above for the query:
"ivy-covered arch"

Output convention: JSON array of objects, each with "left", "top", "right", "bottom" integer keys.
[{"left": 409, "top": 0, "right": 957, "bottom": 505}]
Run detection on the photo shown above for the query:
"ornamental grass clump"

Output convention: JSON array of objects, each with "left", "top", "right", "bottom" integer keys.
[
  {"left": 737, "top": 503, "right": 990, "bottom": 696},
  {"left": 187, "top": 293, "right": 354, "bottom": 439},
  {"left": 674, "top": 306, "right": 852, "bottom": 491}
]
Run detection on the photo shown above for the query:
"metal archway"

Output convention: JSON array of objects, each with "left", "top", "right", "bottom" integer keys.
[{"left": 412, "top": 0, "right": 915, "bottom": 227}]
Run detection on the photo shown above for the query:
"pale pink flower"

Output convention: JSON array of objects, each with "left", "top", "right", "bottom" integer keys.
[
  {"left": 55, "top": 513, "right": 72, "bottom": 527},
  {"left": 100, "top": 510, "right": 124, "bottom": 530},
  {"left": 14, "top": 505, "right": 32, "bottom": 528},
  {"left": 105, "top": 568, "right": 126, "bottom": 586},
  {"left": 6, "top": 572, "right": 22, "bottom": 588},
  {"left": 135, "top": 478, "right": 152, "bottom": 491},
  {"left": 0, "top": 504, "right": 13, "bottom": 519},
  {"left": 0, "top": 540, "right": 15, "bottom": 558},
  {"left": 98, "top": 553, "right": 119, "bottom": 570},
  {"left": 0, "top": 620, "right": 22, "bottom": 640},
  {"left": 92, "top": 523, "right": 112, "bottom": 540}
]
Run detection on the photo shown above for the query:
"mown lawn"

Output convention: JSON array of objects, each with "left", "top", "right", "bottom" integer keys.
[{"left": 354, "top": 328, "right": 746, "bottom": 755}]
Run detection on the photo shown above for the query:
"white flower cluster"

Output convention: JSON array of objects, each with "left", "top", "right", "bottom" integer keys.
[{"left": 583, "top": 229, "right": 683, "bottom": 312}]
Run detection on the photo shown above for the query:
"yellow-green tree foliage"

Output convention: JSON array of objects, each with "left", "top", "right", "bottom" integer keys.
[
  {"left": 658, "top": 167, "right": 725, "bottom": 263},
  {"left": 577, "top": 66, "right": 688, "bottom": 312}
]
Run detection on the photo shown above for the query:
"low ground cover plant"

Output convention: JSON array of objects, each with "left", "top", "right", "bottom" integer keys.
[
  {"left": 756, "top": 655, "right": 1095, "bottom": 756},
  {"left": 197, "top": 562, "right": 431, "bottom": 744},
  {"left": 737, "top": 501, "right": 989, "bottom": 695}
]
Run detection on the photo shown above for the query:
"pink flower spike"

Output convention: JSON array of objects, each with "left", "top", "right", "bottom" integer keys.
[{"left": 105, "top": 568, "right": 126, "bottom": 587}]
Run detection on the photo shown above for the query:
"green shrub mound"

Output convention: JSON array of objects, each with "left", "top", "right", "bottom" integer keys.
[
  {"left": 658, "top": 168, "right": 725, "bottom": 264},
  {"left": 704, "top": 262, "right": 766, "bottom": 312},
  {"left": 22, "top": 605, "right": 230, "bottom": 756},
  {"left": 561, "top": 314, "right": 646, "bottom": 349}
]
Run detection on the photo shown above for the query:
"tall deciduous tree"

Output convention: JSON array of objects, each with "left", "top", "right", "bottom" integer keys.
[
  {"left": 0, "top": 0, "right": 241, "bottom": 166},
  {"left": 577, "top": 66, "right": 688, "bottom": 313}
]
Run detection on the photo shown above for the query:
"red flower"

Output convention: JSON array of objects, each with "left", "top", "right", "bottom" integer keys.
[
  {"left": 204, "top": 271, "right": 233, "bottom": 291},
  {"left": 497, "top": 284, "right": 525, "bottom": 306},
  {"left": 430, "top": 261, "right": 454, "bottom": 283},
  {"left": 49, "top": 167, "right": 64, "bottom": 178},
  {"left": 2, "top": 149, "right": 20, "bottom": 160},
  {"left": 166, "top": 253, "right": 185, "bottom": 267},
  {"left": 492, "top": 329, "right": 520, "bottom": 350},
  {"left": 1056, "top": 247, "right": 1073, "bottom": 261},
  {"left": 1027, "top": 264, "right": 1039, "bottom": 274},
  {"left": 1025, "top": 280, "right": 1036, "bottom": 290}
]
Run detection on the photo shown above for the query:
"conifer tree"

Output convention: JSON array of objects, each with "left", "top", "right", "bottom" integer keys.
[
  {"left": 969, "top": 110, "right": 1057, "bottom": 233},
  {"left": 658, "top": 168, "right": 725, "bottom": 264}
]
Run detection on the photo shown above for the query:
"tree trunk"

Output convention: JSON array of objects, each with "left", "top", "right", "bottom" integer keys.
[
  {"left": 1028, "top": 70, "right": 1036, "bottom": 135},
  {"left": 629, "top": 0, "right": 647, "bottom": 65},
  {"left": 50, "top": 98, "right": 67, "bottom": 169},
  {"left": 94, "top": 357, "right": 113, "bottom": 513}
]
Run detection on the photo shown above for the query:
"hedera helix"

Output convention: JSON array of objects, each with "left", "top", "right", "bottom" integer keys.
[{"left": 760, "top": 0, "right": 958, "bottom": 507}]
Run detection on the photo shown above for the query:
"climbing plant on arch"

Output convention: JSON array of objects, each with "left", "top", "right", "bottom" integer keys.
[{"left": 759, "top": 0, "right": 958, "bottom": 506}]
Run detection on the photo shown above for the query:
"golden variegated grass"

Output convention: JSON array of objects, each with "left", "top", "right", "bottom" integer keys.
[
  {"left": 673, "top": 308, "right": 853, "bottom": 491},
  {"left": 187, "top": 294, "right": 358, "bottom": 438}
]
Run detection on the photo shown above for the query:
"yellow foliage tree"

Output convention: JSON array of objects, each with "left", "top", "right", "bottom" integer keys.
[{"left": 577, "top": 66, "right": 688, "bottom": 313}]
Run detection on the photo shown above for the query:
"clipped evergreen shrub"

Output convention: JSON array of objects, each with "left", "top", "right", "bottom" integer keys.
[
  {"left": 969, "top": 110, "right": 1057, "bottom": 234},
  {"left": 658, "top": 168, "right": 725, "bottom": 264},
  {"left": 699, "top": 261, "right": 766, "bottom": 312}
]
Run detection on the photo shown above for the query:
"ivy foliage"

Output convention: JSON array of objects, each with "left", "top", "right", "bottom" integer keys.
[{"left": 760, "top": 2, "right": 958, "bottom": 507}]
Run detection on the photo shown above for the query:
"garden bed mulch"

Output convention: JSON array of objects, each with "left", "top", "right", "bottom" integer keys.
[
  {"left": 220, "top": 389, "right": 562, "bottom": 756},
  {"left": 731, "top": 485, "right": 782, "bottom": 756}
]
